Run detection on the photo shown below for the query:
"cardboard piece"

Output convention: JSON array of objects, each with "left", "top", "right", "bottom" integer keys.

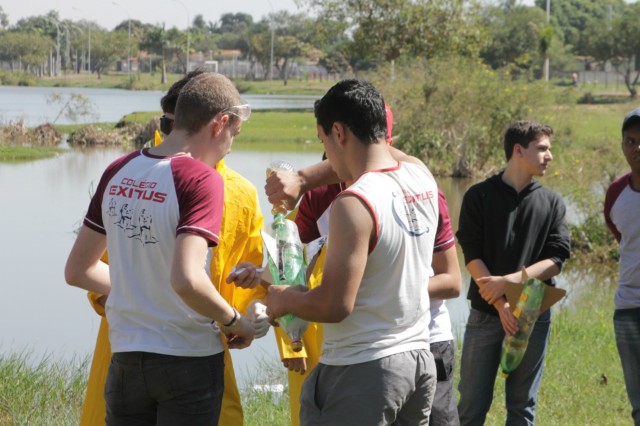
[{"left": 503, "top": 269, "right": 566, "bottom": 317}]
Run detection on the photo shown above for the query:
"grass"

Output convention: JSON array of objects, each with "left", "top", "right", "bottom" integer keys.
[
  {"left": 0, "top": 352, "right": 89, "bottom": 425},
  {"left": 0, "top": 144, "right": 66, "bottom": 162}
]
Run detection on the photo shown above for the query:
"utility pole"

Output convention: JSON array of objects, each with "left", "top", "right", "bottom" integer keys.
[{"left": 544, "top": 0, "right": 550, "bottom": 82}]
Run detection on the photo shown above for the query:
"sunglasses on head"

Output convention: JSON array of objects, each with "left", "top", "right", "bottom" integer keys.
[
  {"left": 159, "top": 115, "right": 174, "bottom": 135},
  {"left": 219, "top": 104, "right": 252, "bottom": 122}
]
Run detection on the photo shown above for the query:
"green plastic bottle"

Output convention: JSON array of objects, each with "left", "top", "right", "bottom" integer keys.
[
  {"left": 499, "top": 276, "right": 546, "bottom": 378},
  {"left": 266, "top": 161, "right": 309, "bottom": 352}
]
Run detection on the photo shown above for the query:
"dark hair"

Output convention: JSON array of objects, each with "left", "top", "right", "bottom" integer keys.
[
  {"left": 160, "top": 69, "right": 207, "bottom": 114},
  {"left": 174, "top": 72, "right": 243, "bottom": 135},
  {"left": 504, "top": 120, "right": 553, "bottom": 161},
  {"left": 314, "top": 79, "right": 387, "bottom": 145}
]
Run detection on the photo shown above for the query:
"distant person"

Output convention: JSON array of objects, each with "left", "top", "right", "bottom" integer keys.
[
  {"left": 604, "top": 108, "right": 640, "bottom": 426},
  {"left": 78, "top": 70, "right": 269, "bottom": 426},
  {"left": 263, "top": 79, "right": 439, "bottom": 424},
  {"left": 65, "top": 72, "right": 256, "bottom": 425},
  {"left": 455, "top": 120, "right": 571, "bottom": 426},
  {"left": 572, "top": 72, "right": 579, "bottom": 87}
]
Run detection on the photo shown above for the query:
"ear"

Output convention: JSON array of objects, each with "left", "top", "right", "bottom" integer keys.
[
  {"left": 514, "top": 144, "right": 523, "bottom": 157},
  {"left": 332, "top": 122, "right": 347, "bottom": 146},
  {"left": 210, "top": 115, "right": 229, "bottom": 138}
]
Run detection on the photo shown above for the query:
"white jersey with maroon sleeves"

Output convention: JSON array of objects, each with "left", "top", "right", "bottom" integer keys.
[
  {"left": 320, "top": 161, "right": 438, "bottom": 366},
  {"left": 84, "top": 148, "right": 225, "bottom": 356}
]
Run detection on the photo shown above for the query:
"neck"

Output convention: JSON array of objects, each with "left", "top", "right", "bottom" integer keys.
[
  {"left": 150, "top": 130, "right": 221, "bottom": 167},
  {"left": 347, "top": 141, "right": 396, "bottom": 179},
  {"left": 502, "top": 163, "right": 534, "bottom": 193}
]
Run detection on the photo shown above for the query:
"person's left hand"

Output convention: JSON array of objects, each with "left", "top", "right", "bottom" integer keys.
[
  {"left": 477, "top": 275, "right": 512, "bottom": 305},
  {"left": 226, "top": 262, "right": 264, "bottom": 289}
]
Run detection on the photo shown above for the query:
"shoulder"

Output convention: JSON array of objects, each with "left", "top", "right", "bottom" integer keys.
[
  {"left": 606, "top": 173, "right": 631, "bottom": 197},
  {"left": 172, "top": 156, "right": 223, "bottom": 191}
]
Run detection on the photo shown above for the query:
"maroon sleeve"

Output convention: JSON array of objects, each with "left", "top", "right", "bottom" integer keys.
[
  {"left": 604, "top": 174, "right": 628, "bottom": 243},
  {"left": 294, "top": 183, "right": 343, "bottom": 244},
  {"left": 172, "top": 157, "right": 224, "bottom": 247},
  {"left": 434, "top": 188, "right": 455, "bottom": 252},
  {"left": 84, "top": 151, "right": 141, "bottom": 234}
]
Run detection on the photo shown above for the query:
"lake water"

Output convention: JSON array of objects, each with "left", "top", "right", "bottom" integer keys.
[{"left": 0, "top": 85, "right": 318, "bottom": 127}]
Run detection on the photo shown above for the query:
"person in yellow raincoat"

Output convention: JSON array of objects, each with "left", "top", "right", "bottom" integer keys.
[{"left": 79, "top": 70, "right": 268, "bottom": 426}]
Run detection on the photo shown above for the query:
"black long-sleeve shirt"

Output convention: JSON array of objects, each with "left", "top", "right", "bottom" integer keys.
[{"left": 456, "top": 172, "right": 571, "bottom": 315}]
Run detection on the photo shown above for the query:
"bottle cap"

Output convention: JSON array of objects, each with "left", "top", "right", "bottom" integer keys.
[{"left": 291, "top": 340, "right": 304, "bottom": 352}]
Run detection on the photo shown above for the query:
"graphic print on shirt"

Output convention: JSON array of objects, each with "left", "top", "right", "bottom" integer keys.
[
  {"left": 107, "top": 197, "right": 159, "bottom": 246},
  {"left": 391, "top": 189, "right": 433, "bottom": 236}
]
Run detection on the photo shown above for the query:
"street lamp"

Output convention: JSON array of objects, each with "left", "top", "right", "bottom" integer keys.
[
  {"left": 172, "top": 0, "right": 190, "bottom": 73},
  {"left": 112, "top": 1, "right": 131, "bottom": 81},
  {"left": 267, "top": 0, "right": 275, "bottom": 81}
]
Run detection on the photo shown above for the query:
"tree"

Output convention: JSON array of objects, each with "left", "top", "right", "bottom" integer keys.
[
  {"left": 534, "top": 0, "right": 625, "bottom": 55},
  {"left": 479, "top": 5, "right": 548, "bottom": 77},
  {"left": 298, "top": 0, "right": 486, "bottom": 74},
  {"left": 583, "top": 3, "right": 640, "bottom": 98},
  {"left": 0, "top": 31, "right": 51, "bottom": 73},
  {"left": 0, "top": 6, "right": 8, "bottom": 29},
  {"left": 139, "top": 24, "right": 168, "bottom": 83},
  {"left": 89, "top": 30, "right": 128, "bottom": 78}
]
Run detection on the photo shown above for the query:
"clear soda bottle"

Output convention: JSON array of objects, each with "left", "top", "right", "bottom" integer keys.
[
  {"left": 499, "top": 276, "right": 546, "bottom": 378},
  {"left": 266, "top": 160, "right": 294, "bottom": 216},
  {"left": 265, "top": 161, "right": 309, "bottom": 352}
]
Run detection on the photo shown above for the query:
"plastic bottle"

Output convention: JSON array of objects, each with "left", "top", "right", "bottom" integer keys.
[
  {"left": 266, "top": 161, "right": 309, "bottom": 352},
  {"left": 266, "top": 160, "right": 294, "bottom": 216},
  {"left": 499, "top": 276, "right": 546, "bottom": 378}
]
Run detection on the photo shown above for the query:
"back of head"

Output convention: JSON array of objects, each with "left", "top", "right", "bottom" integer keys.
[
  {"left": 314, "top": 79, "right": 387, "bottom": 144},
  {"left": 504, "top": 120, "right": 553, "bottom": 161},
  {"left": 174, "top": 72, "right": 243, "bottom": 135},
  {"left": 160, "top": 69, "right": 207, "bottom": 114}
]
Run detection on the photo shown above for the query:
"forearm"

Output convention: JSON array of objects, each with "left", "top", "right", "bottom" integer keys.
[
  {"left": 504, "top": 259, "right": 561, "bottom": 283},
  {"left": 429, "top": 273, "right": 461, "bottom": 300},
  {"left": 280, "top": 285, "right": 348, "bottom": 323},
  {"left": 297, "top": 160, "right": 340, "bottom": 191},
  {"left": 429, "top": 247, "right": 462, "bottom": 300},
  {"left": 173, "top": 271, "right": 236, "bottom": 324},
  {"left": 466, "top": 259, "right": 492, "bottom": 283}
]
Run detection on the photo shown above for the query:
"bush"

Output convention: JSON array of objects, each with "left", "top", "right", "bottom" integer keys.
[{"left": 371, "top": 57, "right": 553, "bottom": 177}]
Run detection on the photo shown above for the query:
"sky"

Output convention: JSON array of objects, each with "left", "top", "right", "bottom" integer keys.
[{"left": 1, "top": 0, "right": 301, "bottom": 30}]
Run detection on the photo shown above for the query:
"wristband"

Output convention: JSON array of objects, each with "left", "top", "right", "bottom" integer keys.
[{"left": 221, "top": 308, "right": 239, "bottom": 327}]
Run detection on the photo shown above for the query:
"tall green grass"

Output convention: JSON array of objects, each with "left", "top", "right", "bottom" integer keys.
[{"left": 0, "top": 352, "right": 89, "bottom": 425}]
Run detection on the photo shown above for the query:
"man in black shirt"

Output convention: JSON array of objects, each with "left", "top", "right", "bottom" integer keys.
[{"left": 456, "top": 120, "right": 571, "bottom": 426}]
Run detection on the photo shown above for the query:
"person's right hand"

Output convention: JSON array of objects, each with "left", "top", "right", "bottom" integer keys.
[
  {"left": 283, "top": 357, "right": 307, "bottom": 374},
  {"left": 265, "top": 170, "right": 304, "bottom": 211},
  {"left": 497, "top": 301, "right": 519, "bottom": 336},
  {"left": 222, "top": 315, "right": 256, "bottom": 349}
]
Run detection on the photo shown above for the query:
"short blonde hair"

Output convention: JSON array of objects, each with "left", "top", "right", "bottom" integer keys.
[{"left": 174, "top": 72, "right": 243, "bottom": 134}]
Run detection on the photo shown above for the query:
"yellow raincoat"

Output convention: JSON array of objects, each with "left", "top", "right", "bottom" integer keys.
[
  {"left": 79, "top": 159, "right": 266, "bottom": 426},
  {"left": 274, "top": 244, "right": 326, "bottom": 426}
]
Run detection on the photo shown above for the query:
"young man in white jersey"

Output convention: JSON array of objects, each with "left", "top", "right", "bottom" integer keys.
[
  {"left": 604, "top": 108, "right": 640, "bottom": 426},
  {"left": 65, "top": 72, "right": 255, "bottom": 426},
  {"left": 264, "top": 79, "right": 438, "bottom": 425}
]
